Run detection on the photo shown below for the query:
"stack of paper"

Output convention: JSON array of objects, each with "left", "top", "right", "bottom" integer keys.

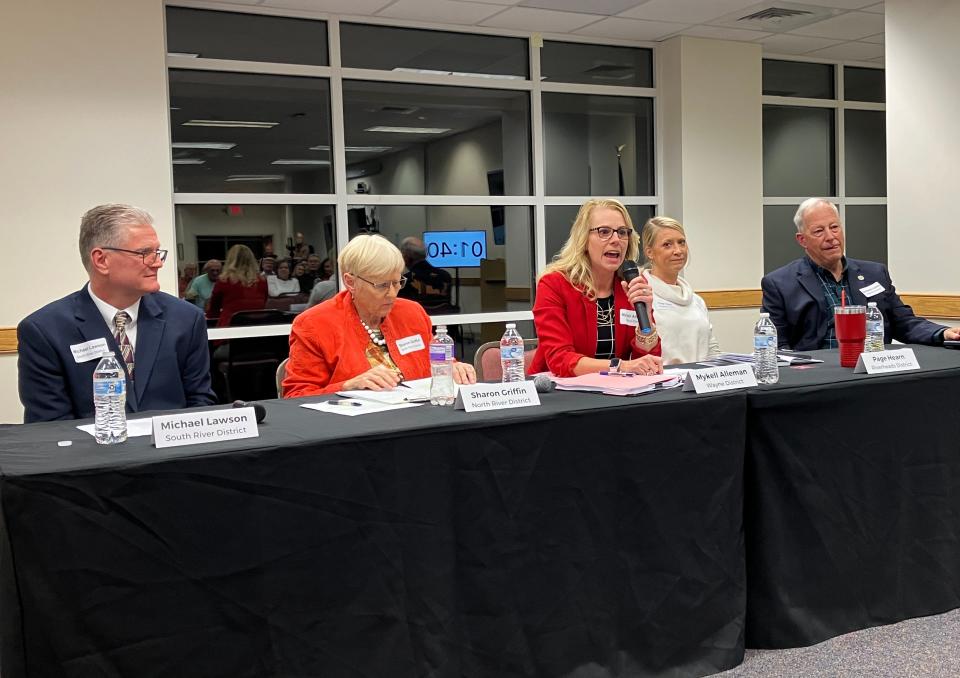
[
  {"left": 336, "top": 377, "right": 438, "bottom": 404},
  {"left": 551, "top": 372, "right": 680, "bottom": 396}
]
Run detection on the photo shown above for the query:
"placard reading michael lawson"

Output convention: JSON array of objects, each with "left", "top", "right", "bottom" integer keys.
[{"left": 152, "top": 407, "right": 259, "bottom": 448}]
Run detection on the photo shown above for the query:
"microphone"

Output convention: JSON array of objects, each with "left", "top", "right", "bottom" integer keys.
[
  {"left": 233, "top": 400, "right": 267, "bottom": 424},
  {"left": 619, "top": 260, "right": 652, "bottom": 334},
  {"left": 533, "top": 374, "right": 555, "bottom": 394}
]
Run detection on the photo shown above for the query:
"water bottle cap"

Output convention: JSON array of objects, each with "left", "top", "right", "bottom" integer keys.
[
  {"left": 437, "top": 325, "right": 447, "bottom": 331},
  {"left": 759, "top": 312, "right": 770, "bottom": 318},
  {"left": 505, "top": 323, "right": 516, "bottom": 329},
  {"left": 868, "top": 302, "right": 877, "bottom": 307}
]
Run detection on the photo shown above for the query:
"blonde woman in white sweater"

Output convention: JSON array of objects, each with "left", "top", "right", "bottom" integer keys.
[{"left": 641, "top": 217, "right": 721, "bottom": 364}]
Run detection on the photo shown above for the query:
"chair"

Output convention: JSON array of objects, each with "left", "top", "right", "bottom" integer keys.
[
  {"left": 215, "top": 310, "right": 291, "bottom": 402},
  {"left": 276, "top": 357, "right": 289, "bottom": 398},
  {"left": 473, "top": 338, "right": 539, "bottom": 382}
]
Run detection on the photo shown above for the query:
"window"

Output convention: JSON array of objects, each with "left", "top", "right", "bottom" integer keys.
[
  {"left": 762, "top": 59, "right": 886, "bottom": 271},
  {"left": 541, "top": 41, "right": 652, "bottom": 87}
]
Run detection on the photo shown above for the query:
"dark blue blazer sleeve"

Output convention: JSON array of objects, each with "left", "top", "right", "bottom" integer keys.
[
  {"left": 17, "top": 317, "right": 77, "bottom": 422},
  {"left": 181, "top": 307, "right": 216, "bottom": 408}
]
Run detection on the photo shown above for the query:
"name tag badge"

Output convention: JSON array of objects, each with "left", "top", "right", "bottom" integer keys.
[
  {"left": 619, "top": 309, "right": 638, "bottom": 327},
  {"left": 860, "top": 282, "right": 885, "bottom": 297},
  {"left": 70, "top": 338, "right": 110, "bottom": 364},
  {"left": 396, "top": 334, "right": 426, "bottom": 355}
]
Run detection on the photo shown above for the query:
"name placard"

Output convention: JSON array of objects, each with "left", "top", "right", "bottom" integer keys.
[
  {"left": 455, "top": 381, "right": 540, "bottom": 412},
  {"left": 854, "top": 348, "right": 920, "bottom": 374},
  {"left": 152, "top": 407, "right": 259, "bottom": 449},
  {"left": 682, "top": 364, "right": 758, "bottom": 394}
]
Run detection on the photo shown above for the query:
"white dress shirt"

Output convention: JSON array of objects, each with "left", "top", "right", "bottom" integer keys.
[{"left": 87, "top": 284, "right": 141, "bottom": 351}]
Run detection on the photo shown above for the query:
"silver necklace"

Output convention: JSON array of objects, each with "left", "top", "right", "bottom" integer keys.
[{"left": 596, "top": 297, "right": 614, "bottom": 326}]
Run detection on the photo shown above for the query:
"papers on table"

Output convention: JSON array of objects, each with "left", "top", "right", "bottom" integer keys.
[
  {"left": 335, "top": 377, "right": 445, "bottom": 405},
  {"left": 697, "top": 352, "right": 823, "bottom": 367},
  {"left": 301, "top": 400, "right": 423, "bottom": 416},
  {"left": 552, "top": 372, "right": 681, "bottom": 396},
  {"left": 76, "top": 418, "right": 154, "bottom": 438},
  {"left": 778, "top": 353, "right": 823, "bottom": 365}
]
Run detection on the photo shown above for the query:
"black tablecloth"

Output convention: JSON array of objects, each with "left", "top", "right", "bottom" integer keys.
[
  {"left": 0, "top": 389, "right": 747, "bottom": 678},
  {"left": 745, "top": 345, "right": 960, "bottom": 647}
]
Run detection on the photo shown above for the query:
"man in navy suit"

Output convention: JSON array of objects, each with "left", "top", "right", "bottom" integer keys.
[
  {"left": 761, "top": 198, "right": 960, "bottom": 351},
  {"left": 18, "top": 204, "right": 216, "bottom": 423}
]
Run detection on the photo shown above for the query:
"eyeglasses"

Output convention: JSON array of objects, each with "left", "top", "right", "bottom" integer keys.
[
  {"left": 356, "top": 274, "right": 408, "bottom": 292},
  {"left": 589, "top": 227, "right": 633, "bottom": 241},
  {"left": 101, "top": 247, "right": 169, "bottom": 265}
]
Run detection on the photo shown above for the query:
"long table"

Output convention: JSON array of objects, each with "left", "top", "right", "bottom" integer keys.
[
  {"left": 744, "top": 345, "right": 960, "bottom": 648},
  {"left": 0, "top": 387, "right": 747, "bottom": 678}
]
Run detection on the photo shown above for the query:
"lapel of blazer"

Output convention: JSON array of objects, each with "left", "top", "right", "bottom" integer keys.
[
  {"left": 579, "top": 289, "right": 597, "bottom": 349},
  {"left": 73, "top": 286, "right": 115, "bottom": 345},
  {"left": 796, "top": 260, "right": 830, "bottom": 343},
  {"left": 134, "top": 294, "right": 166, "bottom": 403},
  {"left": 844, "top": 259, "right": 870, "bottom": 307}
]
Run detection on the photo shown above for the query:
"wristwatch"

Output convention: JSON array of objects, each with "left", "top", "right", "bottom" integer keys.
[{"left": 609, "top": 357, "right": 622, "bottom": 373}]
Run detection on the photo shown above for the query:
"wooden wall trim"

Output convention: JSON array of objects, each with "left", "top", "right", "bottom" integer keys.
[
  {"left": 2, "top": 290, "right": 957, "bottom": 355},
  {"left": 0, "top": 328, "right": 17, "bottom": 355}
]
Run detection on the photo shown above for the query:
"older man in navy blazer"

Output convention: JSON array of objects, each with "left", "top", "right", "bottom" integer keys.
[
  {"left": 17, "top": 204, "right": 216, "bottom": 423},
  {"left": 761, "top": 198, "right": 960, "bottom": 351}
]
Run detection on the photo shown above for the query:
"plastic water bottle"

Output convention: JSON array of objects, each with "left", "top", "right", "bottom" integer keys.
[
  {"left": 429, "top": 325, "right": 456, "bottom": 406},
  {"left": 753, "top": 313, "right": 779, "bottom": 385},
  {"left": 500, "top": 323, "right": 525, "bottom": 383},
  {"left": 93, "top": 352, "right": 127, "bottom": 444},
  {"left": 864, "top": 302, "right": 884, "bottom": 352}
]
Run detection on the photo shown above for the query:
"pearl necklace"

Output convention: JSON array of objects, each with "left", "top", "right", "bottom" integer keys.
[{"left": 359, "top": 317, "right": 387, "bottom": 347}]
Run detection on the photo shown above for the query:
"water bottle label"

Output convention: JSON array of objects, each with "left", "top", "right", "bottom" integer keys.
[
  {"left": 867, "top": 321, "right": 882, "bottom": 333},
  {"left": 753, "top": 336, "right": 775, "bottom": 350},
  {"left": 94, "top": 378, "right": 124, "bottom": 396},
  {"left": 429, "top": 345, "right": 453, "bottom": 362},
  {"left": 501, "top": 346, "right": 523, "bottom": 360}
]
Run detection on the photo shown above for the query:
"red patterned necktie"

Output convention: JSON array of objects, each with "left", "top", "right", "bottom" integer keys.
[{"left": 113, "top": 311, "right": 135, "bottom": 379}]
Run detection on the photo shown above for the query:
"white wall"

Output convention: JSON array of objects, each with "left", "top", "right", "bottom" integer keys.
[
  {"left": 659, "top": 36, "right": 765, "bottom": 352},
  {"left": 886, "top": 0, "right": 960, "bottom": 293},
  {"left": 0, "top": 0, "right": 173, "bottom": 423}
]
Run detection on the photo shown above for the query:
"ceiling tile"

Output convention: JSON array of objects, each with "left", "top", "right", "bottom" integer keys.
[
  {"left": 480, "top": 7, "right": 602, "bottom": 32},
  {"left": 377, "top": 0, "right": 504, "bottom": 25},
  {"left": 620, "top": 0, "right": 759, "bottom": 24},
  {"left": 859, "top": 32, "right": 884, "bottom": 44},
  {"left": 758, "top": 34, "right": 845, "bottom": 55},
  {"left": 263, "top": 0, "right": 394, "bottom": 12},
  {"left": 805, "top": 40, "right": 885, "bottom": 61},
  {"left": 789, "top": 11, "right": 886, "bottom": 40},
  {"left": 573, "top": 16, "right": 691, "bottom": 41},
  {"left": 861, "top": 2, "right": 885, "bottom": 13},
  {"left": 807, "top": 0, "right": 882, "bottom": 8},
  {"left": 518, "top": 0, "right": 646, "bottom": 16},
  {"left": 678, "top": 25, "right": 772, "bottom": 42}
]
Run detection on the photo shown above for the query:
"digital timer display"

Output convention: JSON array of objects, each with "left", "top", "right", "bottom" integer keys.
[{"left": 423, "top": 230, "right": 487, "bottom": 268}]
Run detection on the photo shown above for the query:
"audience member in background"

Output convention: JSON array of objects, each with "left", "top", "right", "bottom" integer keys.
[
  {"left": 283, "top": 234, "right": 476, "bottom": 396},
  {"left": 292, "top": 231, "right": 312, "bottom": 260},
  {"left": 762, "top": 198, "right": 960, "bottom": 350},
  {"left": 208, "top": 244, "right": 268, "bottom": 327},
  {"left": 262, "top": 240, "right": 277, "bottom": 260},
  {"left": 639, "top": 217, "right": 721, "bottom": 364},
  {"left": 184, "top": 258, "right": 221, "bottom": 310},
  {"left": 530, "top": 198, "right": 663, "bottom": 377},
  {"left": 296, "top": 257, "right": 316, "bottom": 293},
  {"left": 17, "top": 203, "right": 215, "bottom": 422},
  {"left": 318, "top": 258, "right": 334, "bottom": 281},
  {"left": 178, "top": 262, "right": 197, "bottom": 299},
  {"left": 308, "top": 279, "right": 337, "bottom": 307},
  {"left": 260, "top": 256, "right": 275, "bottom": 277},
  {"left": 398, "top": 237, "right": 453, "bottom": 307},
  {"left": 267, "top": 259, "right": 301, "bottom": 297},
  {"left": 298, "top": 254, "right": 322, "bottom": 293}
]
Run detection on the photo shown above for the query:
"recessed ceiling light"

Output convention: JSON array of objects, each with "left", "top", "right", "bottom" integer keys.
[
  {"left": 392, "top": 67, "right": 524, "bottom": 81},
  {"left": 365, "top": 126, "right": 451, "bottom": 134},
  {"left": 308, "top": 145, "right": 393, "bottom": 153},
  {"left": 270, "top": 159, "right": 331, "bottom": 165},
  {"left": 183, "top": 120, "right": 279, "bottom": 129},
  {"left": 172, "top": 142, "right": 237, "bottom": 150},
  {"left": 172, "top": 159, "right": 205, "bottom": 165},
  {"left": 226, "top": 174, "right": 285, "bottom": 182}
]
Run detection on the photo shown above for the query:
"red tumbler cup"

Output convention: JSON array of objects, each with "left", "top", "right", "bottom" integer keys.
[{"left": 834, "top": 305, "right": 866, "bottom": 368}]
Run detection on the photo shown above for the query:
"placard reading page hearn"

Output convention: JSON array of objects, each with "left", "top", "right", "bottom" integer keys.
[{"left": 455, "top": 382, "right": 540, "bottom": 412}]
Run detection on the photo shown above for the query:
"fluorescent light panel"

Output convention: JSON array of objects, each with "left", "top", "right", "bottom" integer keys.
[
  {"left": 392, "top": 67, "right": 524, "bottom": 80},
  {"left": 172, "top": 159, "right": 205, "bottom": 165},
  {"left": 270, "top": 159, "right": 330, "bottom": 165},
  {"left": 226, "top": 174, "right": 285, "bottom": 182},
  {"left": 309, "top": 145, "right": 393, "bottom": 153},
  {"left": 365, "top": 126, "right": 450, "bottom": 134},
  {"left": 172, "top": 142, "right": 237, "bottom": 150},
  {"left": 183, "top": 120, "right": 278, "bottom": 129}
]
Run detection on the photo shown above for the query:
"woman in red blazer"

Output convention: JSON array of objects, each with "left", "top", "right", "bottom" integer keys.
[
  {"left": 529, "top": 199, "right": 663, "bottom": 377},
  {"left": 207, "top": 244, "right": 268, "bottom": 327},
  {"left": 283, "top": 234, "right": 477, "bottom": 397}
]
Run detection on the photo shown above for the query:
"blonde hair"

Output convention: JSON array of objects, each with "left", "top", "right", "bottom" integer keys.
[
  {"left": 338, "top": 234, "right": 404, "bottom": 280},
  {"left": 221, "top": 244, "right": 260, "bottom": 286},
  {"left": 640, "top": 216, "right": 688, "bottom": 272},
  {"left": 541, "top": 199, "right": 639, "bottom": 299}
]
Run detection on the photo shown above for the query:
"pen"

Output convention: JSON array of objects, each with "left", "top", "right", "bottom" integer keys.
[
  {"left": 599, "top": 371, "right": 635, "bottom": 377},
  {"left": 329, "top": 400, "right": 363, "bottom": 407}
]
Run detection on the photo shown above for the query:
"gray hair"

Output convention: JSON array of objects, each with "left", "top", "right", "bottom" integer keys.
[
  {"left": 793, "top": 198, "right": 839, "bottom": 232},
  {"left": 79, "top": 204, "right": 154, "bottom": 272},
  {"left": 339, "top": 234, "right": 404, "bottom": 279},
  {"left": 400, "top": 237, "right": 426, "bottom": 262}
]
